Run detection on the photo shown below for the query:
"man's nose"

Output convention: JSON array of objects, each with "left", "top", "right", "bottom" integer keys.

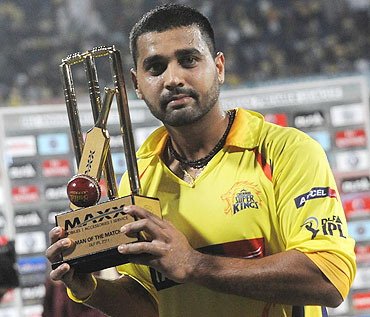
[{"left": 163, "top": 62, "right": 184, "bottom": 90}]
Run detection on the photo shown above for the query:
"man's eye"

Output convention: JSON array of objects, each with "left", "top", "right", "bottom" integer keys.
[
  {"left": 180, "top": 56, "right": 198, "bottom": 67},
  {"left": 147, "top": 63, "right": 166, "bottom": 76}
]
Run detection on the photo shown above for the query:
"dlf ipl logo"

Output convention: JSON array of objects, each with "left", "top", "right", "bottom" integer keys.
[
  {"left": 221, "top": 181, "right": 262, "bottom": 215},
  {"left": 301, "top": 215, "right": 347, "bottom": 240}
]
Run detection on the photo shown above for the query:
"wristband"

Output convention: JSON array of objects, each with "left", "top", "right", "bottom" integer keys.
[{"left": 67, "top": 275, "right": 98, "bottom": 303}]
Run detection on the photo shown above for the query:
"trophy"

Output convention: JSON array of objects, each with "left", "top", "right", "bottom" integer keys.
[{"left": 51, "top": 46, "right": 161, "bottom": 273}]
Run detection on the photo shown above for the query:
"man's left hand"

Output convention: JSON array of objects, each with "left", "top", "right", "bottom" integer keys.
[{"left": 118, "top": 205, "right": 201, "bottom": 283}]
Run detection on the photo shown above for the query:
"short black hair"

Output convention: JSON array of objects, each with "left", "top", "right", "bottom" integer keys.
[{"left": 129, "top": 3, "right": 216, "bottom": 68}]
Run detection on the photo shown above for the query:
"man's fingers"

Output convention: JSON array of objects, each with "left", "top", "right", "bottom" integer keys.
[
  {"left": 49, "top": 226, "right": 65, "bottom": 245},
  {"left": 121, "top": 217, "right": 162, "bottom": 240},
  {"left": 49, "top": 263, "right": 71, "bottom": 281},
  {"left": 124, "top": 205, "right": 164, "bottom": 227},
  {"left": 118, "top": 241, "right": 164, "bottom": 257},
  {"left": 45, "top": 238, "right": 73, "bottom": 263}
]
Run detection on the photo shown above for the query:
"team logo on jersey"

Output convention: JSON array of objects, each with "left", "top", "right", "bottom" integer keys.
[
  {"left": 294, "top": 187, "right": 337, "bottom": 209},
  {"left": 301, "top": 216, "right": 347, "bottom": 240},
  {"left": 221, "top": 181, "right": 262, "bottom": 215}
]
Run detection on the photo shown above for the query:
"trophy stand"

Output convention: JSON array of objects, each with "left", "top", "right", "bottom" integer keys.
[{"left": 52, "top": 46, "right": 161, "bottom": 273}]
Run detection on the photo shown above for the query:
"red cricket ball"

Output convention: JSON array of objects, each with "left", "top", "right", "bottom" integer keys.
[{"left": 67, "top": 174, "right": 101, "bottom": 207}]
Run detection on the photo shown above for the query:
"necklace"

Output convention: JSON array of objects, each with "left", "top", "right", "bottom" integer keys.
[
  {"left": 180, "top": 164, "right": 205, "bottom": 185},
  {"left": 168, "top": 110, "right": 236, "bottom": 169}
]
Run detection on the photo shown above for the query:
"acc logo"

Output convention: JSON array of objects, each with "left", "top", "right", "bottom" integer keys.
[
  {"left": 221, "top": 181, "right": 262, "bottom": 215},
  {"left": 301, "top": 216, "right": 347, "bottom": 240}
]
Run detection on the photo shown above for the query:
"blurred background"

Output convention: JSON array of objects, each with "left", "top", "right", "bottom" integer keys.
[
  {"left": 0, "top": 0, "right": 369, "bottom": 106},
  {"left": 0, "top": 1, "right": 369, "bottom": 316}
]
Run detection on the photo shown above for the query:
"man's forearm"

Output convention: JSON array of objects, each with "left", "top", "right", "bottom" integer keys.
[
  {"left": 85, "top": 276, "right": 158, "bottom": 317},
  {"left": 188, "top": 249, "right": 342, "bottom": 307}
]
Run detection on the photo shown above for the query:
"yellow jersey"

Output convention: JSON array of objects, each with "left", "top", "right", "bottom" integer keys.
[{"left": 117, "top": 108, "right": 356, "bottom": 316}]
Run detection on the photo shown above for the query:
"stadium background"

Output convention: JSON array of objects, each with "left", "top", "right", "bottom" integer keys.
[{"left": 0, "top": 1, "right": 369, "bottom": 316}]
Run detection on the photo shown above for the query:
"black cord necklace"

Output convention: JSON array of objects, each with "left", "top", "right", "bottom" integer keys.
[{"left": 168, "top": 110, "right": 236, "bottom": 169}]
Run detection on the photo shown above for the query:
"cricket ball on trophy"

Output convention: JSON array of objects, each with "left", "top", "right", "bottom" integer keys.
[{"left": 67, "top": 174, "right": 101, "bottom": 207}]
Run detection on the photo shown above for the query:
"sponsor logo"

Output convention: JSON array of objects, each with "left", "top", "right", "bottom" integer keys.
[
  {"left": 343, "top": 195, "right": 370, "bottom": 218},
  {"left": 355, "top": 245, "right": 370, "bottom": 263},
  {"left": 12, "top": 186, "right": 40, "bottom": 204},
  {"left": 44, "top": 185, "right": 68, "bottom": 201},
  {"left": 264, "top": 113, "right": 288, "bottom": 127},
  {"left": 301, "top": 216, "right": 346, "bottom": 240},
  {"left": 293, "top": 111, "right": 325, "bottom": 129},
  {"left": 8, "top": 163, "right": 36, "bottom": 179},
  {"left": 336, "top": 150, "right": 369, "bottom": 172},
  {"left": 348, "top": 220, "right": 370, "bottom": 243},
  {"left": 17, "top": 256, "right": 47, "bottom": 275},
  {"left": 37, "top": 133, "right": 69, "bottom": 155},
  {"left": 15, "top": 231, "right": 46, "bottom": 255},
  {"left": 21, "top": 284, "right": 45, "bottom": 301},
  {"left": 5, "top": 136, "right": 37, "bottom": 158},
  {"left": 294, "top": 187, "right": 337, "bottom": 209},
  {"left": 221, "top": 182, "right": 262, "bottom": 215},
  {"left": 335, "top": 129, "right": 366, "bottom": 148},
  {"left": 341, "top": 176, "right": 370, "bottom": 193},
  {"left": 353, "top": 292, "right": 370, "bottom": 311},
  {"left": 42, "top": 159, "right": 70, "bottom": 177},
  {"left": 14, "top": 211, "right": 42, "bottom": 227},
  {"left": 64, "top": 205, "right": 126, "bottom": 231},
  {"left": 330, "top": 103, "right": 365, "bottom": 127},
  {"left": 307, "top": 131, "right": 331, "bottom": 151}
]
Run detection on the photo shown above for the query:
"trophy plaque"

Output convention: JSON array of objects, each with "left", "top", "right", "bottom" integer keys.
[{"left": 51, "top": 46, "right": 161, "bottom": 273}]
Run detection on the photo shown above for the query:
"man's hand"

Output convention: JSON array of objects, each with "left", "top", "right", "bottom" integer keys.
[
  {"left": 118, "top": 205, "right": 201, "bottom": 284},
  {"left": 45, "top": 226, "right": 96, "bottom": 300}
]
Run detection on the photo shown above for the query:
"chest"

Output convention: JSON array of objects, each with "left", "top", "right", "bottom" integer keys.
[{"left": 142, "top": 150, "right": 284, "bottom": 256}]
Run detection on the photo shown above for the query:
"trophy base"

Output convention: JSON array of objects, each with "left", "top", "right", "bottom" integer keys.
[
  {"left": 51, "top": 246, "right": 131, "bottom": 273},
  {"left": 52, "top": 194, "right": 161, "bottom": 273}
]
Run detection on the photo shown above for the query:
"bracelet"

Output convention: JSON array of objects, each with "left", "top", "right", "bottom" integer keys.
[{"left": 67, "top": 275, "right": 98, "bottom": 303}]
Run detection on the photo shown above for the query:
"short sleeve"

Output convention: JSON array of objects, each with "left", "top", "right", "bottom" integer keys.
[{"left": 273, "top": 137, "right": 356, "bottom": 290}]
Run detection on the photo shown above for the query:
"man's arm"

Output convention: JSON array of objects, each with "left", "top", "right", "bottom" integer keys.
[
  {"left": 188, "top": 249, "right": 342, "bottom": 307},
  {"left": 46, "top": 227, "right": 158, "bottom": 317},
  {"left": 84, "top": 276, "right": 158, "bottom": 317},
  {"left": 119, "top": 205, "right": 343, "bottom": 308}
]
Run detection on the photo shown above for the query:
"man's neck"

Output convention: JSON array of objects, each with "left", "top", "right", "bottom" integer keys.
[{"left": 164, "top": 106, "right": 229, "bottom": 162}]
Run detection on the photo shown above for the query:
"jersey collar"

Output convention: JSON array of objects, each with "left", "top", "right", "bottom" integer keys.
[{"left": 136, "top": 107, "right": 264, "bottom": 159}]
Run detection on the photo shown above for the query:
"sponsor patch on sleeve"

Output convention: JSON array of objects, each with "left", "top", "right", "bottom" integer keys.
[{"left": 294, "top": 187, "right": 337, "bottom": 209}]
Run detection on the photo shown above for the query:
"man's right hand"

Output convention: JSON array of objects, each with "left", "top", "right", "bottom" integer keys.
[{"left": 45, "top": 226, "right": 96, "bottom": 300}]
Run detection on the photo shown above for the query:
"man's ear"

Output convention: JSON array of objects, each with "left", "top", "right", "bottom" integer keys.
[
  {"left": 131, "top": 68, "right": 143, "bottom": 99},
  {"left": 215, "top": 52, "right": 225, "bottom": 85}
]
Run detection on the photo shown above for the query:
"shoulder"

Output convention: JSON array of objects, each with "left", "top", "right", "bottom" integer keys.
[{"left": 258, "top": 119, "right": 323, "bottom": 160}]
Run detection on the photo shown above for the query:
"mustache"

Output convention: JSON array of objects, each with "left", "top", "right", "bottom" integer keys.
[{"left": 159, "top": 87, "right": 199, "bottom": 108}]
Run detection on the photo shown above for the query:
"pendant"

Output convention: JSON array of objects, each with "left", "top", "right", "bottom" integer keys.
[{"left": 181, "top": 165, "right": 205, "bottom": 185}]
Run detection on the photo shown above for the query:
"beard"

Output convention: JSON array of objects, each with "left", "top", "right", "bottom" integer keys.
[{"left": 142, "top": 73, "right": 220, "bottom": 127}]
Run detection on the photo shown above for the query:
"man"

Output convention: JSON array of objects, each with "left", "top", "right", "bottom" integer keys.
[{"left": 46, "top": 4, "right": 356, "bottom": 316}]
